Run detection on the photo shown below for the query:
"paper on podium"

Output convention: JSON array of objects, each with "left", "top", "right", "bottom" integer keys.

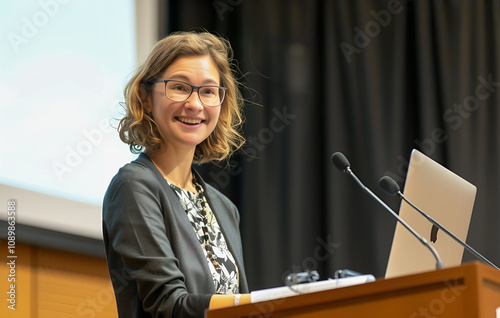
[{"left": 250, "top": 274, "right": 376, "bottom": 303}]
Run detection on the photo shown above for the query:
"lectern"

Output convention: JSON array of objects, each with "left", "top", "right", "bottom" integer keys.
[{"left": 206, "top": 262, "right": 500, "bottom": 317}]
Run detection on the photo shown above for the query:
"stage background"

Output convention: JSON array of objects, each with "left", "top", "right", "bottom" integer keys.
[
  {"left": 0, "top": 0, "right": 499, "bottom": 306},
  {"left": 166, "top": 0, "right": 500, "bottom": 290}
]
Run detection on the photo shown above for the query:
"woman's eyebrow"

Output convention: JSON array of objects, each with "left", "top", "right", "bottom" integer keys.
[{"left": 168, "top": 74, "right": 219, "bottom": 85}]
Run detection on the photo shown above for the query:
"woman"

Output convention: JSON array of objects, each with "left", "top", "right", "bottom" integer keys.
[{"left": 102, "top": 31, "right": 250, "bottom": 318}]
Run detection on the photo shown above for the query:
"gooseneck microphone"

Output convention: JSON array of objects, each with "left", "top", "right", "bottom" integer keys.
[
  {"left": 331, "top": 152, "right": 444, "bottom": 270},
  {"left": 379, "top": 175, "right": 500, "bottom": 270}
]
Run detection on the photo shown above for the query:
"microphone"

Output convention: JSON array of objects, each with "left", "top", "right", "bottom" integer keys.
[
  {"left": 331, "top": 152, "right": 444, "bottom": 270},
  {"left": 379, "top": 175, "right": 500, "bottom": 270}
]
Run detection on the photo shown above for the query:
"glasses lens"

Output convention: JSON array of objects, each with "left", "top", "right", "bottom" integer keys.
[
  {"left": 165, "top": 81, "right": 191, "bottom": 101},
  {"left": 199, "top": 87, "right": 225, "bottom": 106},
  {"left": 164, "top": 80, "right": 225, "bottom": 106}
]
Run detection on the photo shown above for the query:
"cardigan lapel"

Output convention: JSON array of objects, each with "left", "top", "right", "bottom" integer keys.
[{"left": 134, "top": 153, "right": 248, "bottom": 293}]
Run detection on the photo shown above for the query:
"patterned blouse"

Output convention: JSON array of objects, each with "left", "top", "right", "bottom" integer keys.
[{"left": 166, "top": 176, "right": 240, "bottom": 294}]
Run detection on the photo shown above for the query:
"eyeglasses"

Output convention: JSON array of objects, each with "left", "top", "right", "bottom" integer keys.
[{"left": 144, "top": 79, "right": 226, "bottom": 107}]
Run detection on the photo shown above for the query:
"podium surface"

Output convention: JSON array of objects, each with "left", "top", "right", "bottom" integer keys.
[{"left": 206, "top": 262, "right": 500, "bottom": 318}]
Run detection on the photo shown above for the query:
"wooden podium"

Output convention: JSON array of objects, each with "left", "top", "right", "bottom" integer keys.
[{"left": 206, "top": 262, "right": 500, "bottom": 317}]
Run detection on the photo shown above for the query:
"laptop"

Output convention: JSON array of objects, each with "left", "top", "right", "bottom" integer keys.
[{"left": 385, "top": 149, "right": 477, "bottom": 278}]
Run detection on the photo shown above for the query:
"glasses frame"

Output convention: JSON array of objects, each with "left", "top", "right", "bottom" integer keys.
[{"left": 145, "top": 79, "right": 227, "bottom": 107}]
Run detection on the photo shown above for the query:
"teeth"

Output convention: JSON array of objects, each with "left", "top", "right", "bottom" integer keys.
[{"left": 178, "top": 117, "right": 202, "bottom": 124}]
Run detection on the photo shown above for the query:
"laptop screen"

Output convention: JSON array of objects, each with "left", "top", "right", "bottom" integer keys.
[{"left": 385, "top": 149, "right": 476, "bottom": 278}]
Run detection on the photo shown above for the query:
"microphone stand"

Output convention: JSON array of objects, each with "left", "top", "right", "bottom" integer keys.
[
  {"left": 397, "top": 191, "right": 500, "bottom": 270},
  {"left": 344, "top": 167, "right": 444, "bottom": 270}
]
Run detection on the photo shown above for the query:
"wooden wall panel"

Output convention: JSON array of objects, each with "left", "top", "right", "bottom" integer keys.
[{"left": 0, "top": 241, "right": 117, "bottom": 318}]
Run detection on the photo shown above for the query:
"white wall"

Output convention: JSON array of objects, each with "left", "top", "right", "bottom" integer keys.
[{"left": 0, "top": 0, "right": 160, "bottom": 239}]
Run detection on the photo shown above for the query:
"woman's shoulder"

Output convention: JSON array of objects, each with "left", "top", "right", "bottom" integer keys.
[
  {"left": 103, "top": 156, "right": 167, "bottom": 214},
  {"left": 111, "top": 153, "right": 158, "bottom": 182},
  {"left": 113, "top": 160, "right": 153, "bottom": 183},
  {"left": 105, "top": 155, "right": 163, "bottom": 198}
]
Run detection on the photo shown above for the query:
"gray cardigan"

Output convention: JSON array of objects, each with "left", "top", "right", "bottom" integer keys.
[{"left": 102, "top": 153, "right": 248, "bottom": 318}]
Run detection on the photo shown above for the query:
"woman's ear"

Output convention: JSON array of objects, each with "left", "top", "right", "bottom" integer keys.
[{"left": 140, "top": 84, "right": 152, "bottom": 113}]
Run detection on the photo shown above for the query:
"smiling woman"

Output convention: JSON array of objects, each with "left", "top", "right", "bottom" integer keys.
[
  {"left": 142, "top": 55, "right": 223, "bottom": 156},
  {"left": 118, "top": 32, "right": 245, "bottom": 163},
  {"left": 102, "top": 31, "right": 250, "bottom": 318}
]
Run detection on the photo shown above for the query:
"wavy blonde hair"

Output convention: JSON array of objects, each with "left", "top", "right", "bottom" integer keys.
[{"left": 118, "top": 31, "right": 245, "bottom": 163}]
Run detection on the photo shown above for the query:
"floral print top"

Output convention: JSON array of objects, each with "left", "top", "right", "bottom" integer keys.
[{"left": 167, "top": 176, "right": 239, "bottom": 294}]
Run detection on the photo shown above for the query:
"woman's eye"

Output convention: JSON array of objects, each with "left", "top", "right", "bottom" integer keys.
[
  {"left": 201, "top": 88, "right": 216, "bottom": 95},
  {"left": 173, "top": 85, "right": 187, "bottom": 91}
]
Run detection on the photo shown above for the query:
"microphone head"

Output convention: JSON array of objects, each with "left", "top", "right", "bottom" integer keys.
[
  {"left": 379, "top": 176, "right": 400, "bottom": 196},
  {"left": 331, "top": 152, "right": 350, "bottom": 172}
]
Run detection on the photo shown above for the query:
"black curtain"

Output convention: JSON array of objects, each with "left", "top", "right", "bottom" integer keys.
[{"left": 166, "top": 0, "right": 500, "bottom": 291}]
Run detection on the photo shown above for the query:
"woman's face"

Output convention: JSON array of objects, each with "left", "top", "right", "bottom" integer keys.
[{"left": 145, "top": 55, "right": 222, "bottom": 153}]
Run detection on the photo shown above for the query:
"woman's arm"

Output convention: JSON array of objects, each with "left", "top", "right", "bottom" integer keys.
[
  {"left": 103, "top": 166, "right": 212, "bottom": 317},
  {"left": 209, "top": 294, "right": 252, "bottom": 309}
]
